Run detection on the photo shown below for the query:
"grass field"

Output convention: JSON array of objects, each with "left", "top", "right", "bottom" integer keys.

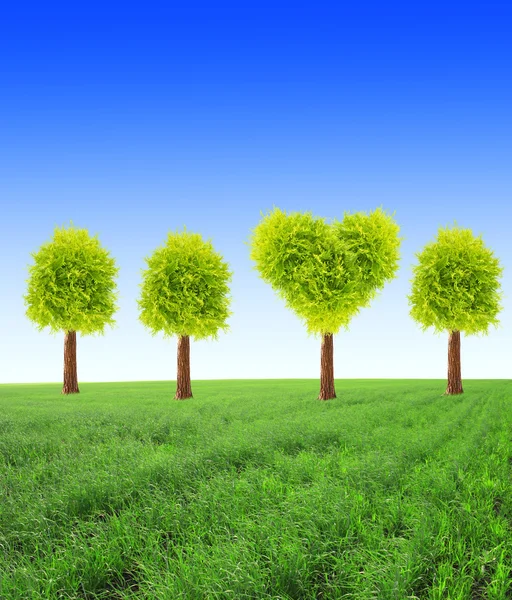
[{"left": 1, "top": 379, "right": 512, "bottom": 599}]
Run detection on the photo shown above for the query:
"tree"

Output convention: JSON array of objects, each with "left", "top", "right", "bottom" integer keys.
[
  {"left": 408, "top": 224, "right": 503, "bottom": 395},
  {"left": 24, "top": 223, "right": 119, "bottom": 394},
  {"left": 249, "top": 206, "right": 401, "bottom": 400},
  {"left": 138, "top": 229, "right": 232, "bottom": 399}
]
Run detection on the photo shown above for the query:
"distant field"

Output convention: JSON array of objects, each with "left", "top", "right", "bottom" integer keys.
[{"left": 1, "top": 379, "right": 511, "bottom": 599}]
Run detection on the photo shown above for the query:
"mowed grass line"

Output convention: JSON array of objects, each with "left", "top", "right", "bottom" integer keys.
[{"left": 0, "top": 380, "right": 511, "bottom": 599}]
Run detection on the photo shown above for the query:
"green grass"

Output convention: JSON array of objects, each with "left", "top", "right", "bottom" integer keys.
[{"left": 1, "top": 379, "right": 512, "bottom": 599}]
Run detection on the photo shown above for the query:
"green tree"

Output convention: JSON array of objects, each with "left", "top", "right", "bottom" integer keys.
[
  {"left": 138, "top": 229, "right": 233, "bottom": 399},
  {"left": 408, "top": 224, "right": 504, "bottom": 395},
  {"left": 24, "top": 223, "right": 119, "bottom": 394},
  {"left": 249, "top": 206, "right": 401, "bottom": 399}
]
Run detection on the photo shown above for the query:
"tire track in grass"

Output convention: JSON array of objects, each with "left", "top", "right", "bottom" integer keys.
[{"left": 320, "top": 389, "right": 496, "bottom": 598}]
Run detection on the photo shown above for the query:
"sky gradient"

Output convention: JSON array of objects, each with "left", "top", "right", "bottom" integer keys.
[{"left": 1, "top": 6, "right": 511, "bottom": 383}]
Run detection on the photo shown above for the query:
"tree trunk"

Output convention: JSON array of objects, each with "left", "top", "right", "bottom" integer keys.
[
  {"left": 445, "top": 329, "right": 463, "bottom": 395},
  {"left": 175, "top": 335, "right": 193, "bottom": 399},
  {"left": 62, "top": 330, "right": 80, "bottom": 394},
  {"left": 318, "top": 333, "right": 336, "bottom": 400}
]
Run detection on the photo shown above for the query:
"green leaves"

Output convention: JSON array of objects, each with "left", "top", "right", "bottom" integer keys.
[
  {"left": 408, "top": 225, "right": 504, "bottom": 335},
  {"left": 26, "top": 216, "right": 501, "bottom": 348},
  {"left": 249, "top": 206, "right": 402, "bottom": 336},
  {"left": 24, "top": 223, "right": 119, "bottom": 335},
  {"left": 137, "top": 229, "right": 233, "bottom": 340}
]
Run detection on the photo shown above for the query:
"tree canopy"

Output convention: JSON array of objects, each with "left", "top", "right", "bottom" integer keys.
[
  {"left": 24, "top": 223, "right": 119, "bottom": 335},
  {"left": 408, "top": 224, "right": 504, "bottom": 335},
  {"left": 138, "top": 229, "right": 233, "bottom": 340},
  {"left": 249, "top": 206, "right": 401, "bottom": 335}
]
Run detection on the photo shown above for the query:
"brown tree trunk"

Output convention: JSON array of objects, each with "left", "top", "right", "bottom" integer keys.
[
  {"left": 445, "top": 329, "right": 463, "bottom": 395},
  {"left": 318, "top": 333, "right": 336, "bottom": 400},
  {"left": 62, "top": 330, "right": 80, "bottom": 394},
  {"left": 175, "top": 335, "right": 193, "bottom": 399}
]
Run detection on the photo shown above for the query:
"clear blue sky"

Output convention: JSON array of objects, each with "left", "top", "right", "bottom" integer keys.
[{"left": 1, "top": 5, "right": 511, "bottom": 383}]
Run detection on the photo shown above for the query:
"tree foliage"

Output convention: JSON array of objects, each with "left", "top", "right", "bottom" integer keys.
[
  {"left": 408, "top": 225, "right": 504, "bottom": 335},
  {"left": 138, "top": 229, "right": 233, "bottom": 340},
  {"left": 249, "top": 206, "right": 401, "bottom": 335},
  {"left": 24, "top": 223, "right": 119, "bottom": 335}
]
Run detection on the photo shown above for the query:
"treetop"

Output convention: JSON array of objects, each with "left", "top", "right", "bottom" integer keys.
[
  {"left": 138, "top": 228, "right": 233, "bottom": 340},
  {"left": 249, "top": 206, "right": 402, "bottom": 336},
  {"left": 24, "top": 222, "right": 119, "bottom": 335},
  {"left": 408, "top": 224, "right": 504, "bottom": 335}
]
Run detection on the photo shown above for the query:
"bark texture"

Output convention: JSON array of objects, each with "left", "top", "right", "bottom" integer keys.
[
  {"left": 62, "top": 330, "right": 80, "bottom": 394},
  {"left": 175, "top": 335, "right": 193, "bottom": 399},
  {"left": 318, "top": 333, "right": 336, "bottom": 400},
  {"left": 445, "top": 329, "right": 464, "bottom": 395}
]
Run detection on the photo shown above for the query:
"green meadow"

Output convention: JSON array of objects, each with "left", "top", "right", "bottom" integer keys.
[{"left": 1, "top": 379, "right": 512, "bottom": 599}]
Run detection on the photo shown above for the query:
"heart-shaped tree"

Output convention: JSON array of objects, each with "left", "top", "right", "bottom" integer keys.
[{"left": 249, "top": 206, "right": 402, "bottom": 399}]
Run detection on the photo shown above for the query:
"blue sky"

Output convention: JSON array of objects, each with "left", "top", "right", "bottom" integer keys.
[{"left": 1, "top": 5, "right": 511, "bottom": 383}]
